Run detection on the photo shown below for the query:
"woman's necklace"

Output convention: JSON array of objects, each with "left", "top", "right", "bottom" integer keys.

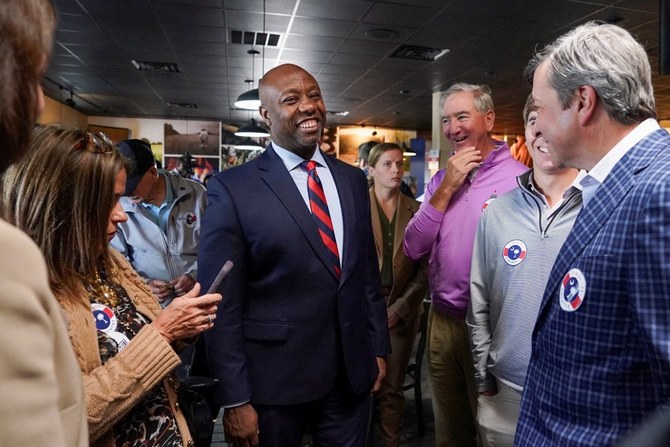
[{"left": 85, "top": 263, "right": 120, "bottom": 307}]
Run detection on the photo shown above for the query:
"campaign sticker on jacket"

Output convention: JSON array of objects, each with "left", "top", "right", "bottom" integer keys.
[
  {"left": 91, "top": 303, "right": 118, "bottom": 332},
  {"left": 559, "top": 268, "right": 586, "bottom": 311},
  {"left": 182, "top": 211, "right": 197, "bottom": 229},
  {"left": 502, "top": 240, "right": 527, "bottom": 266}
]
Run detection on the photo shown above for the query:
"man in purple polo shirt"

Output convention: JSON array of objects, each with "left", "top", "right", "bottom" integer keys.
[{"left": 403, "top": 83, "right": 527, "bottom": 447}]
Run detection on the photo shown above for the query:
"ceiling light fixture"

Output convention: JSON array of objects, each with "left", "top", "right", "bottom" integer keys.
[
  {"left": 65, "top": 90, "right": 76, "bottom": 108},
  {"left": 234, "top": 49, "right": 261, "bottom": 110},
  {"left": 234, "top": 138, "right": 264, "bottom": 150},
  {"left": 235, "top": 118, "right": 270, "bottom": 137},
  {"left": 234, "top": 0, "right": 270, "bottom": 111}
]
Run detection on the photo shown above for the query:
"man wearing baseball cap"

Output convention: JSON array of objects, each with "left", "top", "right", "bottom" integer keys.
[{"left": 111, "top": 139, "right": 207, "bottom": 314}]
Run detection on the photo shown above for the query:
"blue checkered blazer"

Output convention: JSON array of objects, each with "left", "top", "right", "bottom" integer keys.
[{"left": 514, "top": 128, "right": 670, "bottom": 446}]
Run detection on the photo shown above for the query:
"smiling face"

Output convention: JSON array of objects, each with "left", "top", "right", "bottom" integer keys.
[
  {"left": 259, "top": 64, "right": 326, "bottom": 159},
  {"left": 525, "top": 110, "right": 560, "bottom": 174},
  {"left": 369, "top": 148, "right": 405, "bottom": 191},
  {"left": 532, "top": 61, "right": 581, "bottom": 169},
  {"left": 107, "top": 168, "right": 128, "bottom": 241},
  {"left": 441, "top": 90, "right": 494, "bottom": 153}
]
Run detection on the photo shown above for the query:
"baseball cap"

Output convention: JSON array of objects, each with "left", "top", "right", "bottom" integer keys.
[{"left": 116, "top": 139, "right": 156, "bottom": 195}]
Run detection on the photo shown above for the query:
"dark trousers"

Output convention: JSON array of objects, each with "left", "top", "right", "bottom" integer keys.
[{"left": 255, "top": 373, "right": 372, "bottom": 447}]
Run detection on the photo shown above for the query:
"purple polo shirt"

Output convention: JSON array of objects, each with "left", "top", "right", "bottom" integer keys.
[{"left": 403, "top": 141, "right": 527, "bottom": 318}]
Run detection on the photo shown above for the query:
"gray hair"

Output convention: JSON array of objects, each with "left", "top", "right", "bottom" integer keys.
[
  {"left": 440, "top": 83, "right": 494, "bottom": 114},
  {"left": 524, "top": 21, "right": 655, "bottom": 125}
]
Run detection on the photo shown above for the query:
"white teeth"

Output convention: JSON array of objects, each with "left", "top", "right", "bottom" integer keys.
[
  {"left": 299, "top": 120, "right": 317, "bottom": 129},
  {"left": 538, "top": 146, "right": 549, "bottom": 153}
]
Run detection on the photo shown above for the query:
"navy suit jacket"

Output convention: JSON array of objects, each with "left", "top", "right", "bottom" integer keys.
[
  {"left": 515, "top": 128, "right": 670, "bottom": 446},
  {"left": 198, "top": 145, "right": 390, "bottom": 406}
]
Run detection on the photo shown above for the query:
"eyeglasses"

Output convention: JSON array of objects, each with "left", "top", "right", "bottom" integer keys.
[{"left": 74, "top": 132, "right": 115, "bottom": 154}]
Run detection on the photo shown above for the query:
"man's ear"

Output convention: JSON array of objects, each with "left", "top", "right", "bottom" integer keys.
[
  {"left": 484, "top": 109, "right": 495, "bottom": 133},
  {"left": 259, "top": 105, "right": 271, "bottom": 127},
  {"left": 576, "top": 85, "right": 597, "bottom": 126}
]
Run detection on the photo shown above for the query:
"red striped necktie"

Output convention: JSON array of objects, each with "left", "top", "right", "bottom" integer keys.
[{"left": 301, "top": 160, "right": 341, "bottom": 278}]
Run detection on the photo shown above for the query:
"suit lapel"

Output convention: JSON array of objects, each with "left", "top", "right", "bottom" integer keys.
[{"left": 259, "top": 145, "right": 338, "bottom": 279}]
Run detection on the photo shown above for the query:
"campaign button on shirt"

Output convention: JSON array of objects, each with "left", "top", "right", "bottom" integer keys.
[
  {"left": 502, "top": 240, "right": 527, "bottom": 266},
  {"left": 559, "top": 268, "right": 586, "bottom": 311}
]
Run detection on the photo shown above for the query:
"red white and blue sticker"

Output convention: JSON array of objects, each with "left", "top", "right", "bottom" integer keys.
[
  {"left": 502, "top": 240, "right": 527, "bottom": 266},
  {"left": 481, "top": 192, "right": 498, "bottom": 211},
  {"left": 91, "top": 303, "right": 117, "bottom": 332},
  {"left": 91, "top": 303, "right": 130, "bottom": 351},
  {"left": 559, "top": 268, "right": 586, "bottom": 312},
  {"left": 183, "top": 211, "right": 197, "bottom": 229}
]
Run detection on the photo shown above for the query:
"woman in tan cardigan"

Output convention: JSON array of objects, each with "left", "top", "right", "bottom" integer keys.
[
  {"left": 367, "top": 143, "right": 429, "bottom": 446},
  {"left": 3, "top": 124, "right": 222, "bottom": 447}
]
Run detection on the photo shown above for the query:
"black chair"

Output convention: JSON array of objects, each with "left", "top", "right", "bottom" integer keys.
[{"left": 403, "top": 299, "right": 431, "bottom": 437}]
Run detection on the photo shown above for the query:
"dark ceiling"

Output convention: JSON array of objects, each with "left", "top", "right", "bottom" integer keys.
[{"left": 45, "top": 0, "right": 669, "bottom": 136}]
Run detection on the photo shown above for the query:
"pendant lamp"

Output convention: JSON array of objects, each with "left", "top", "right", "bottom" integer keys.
[
  {"left": 234, "top": 138, "right": 264, "bottom": 150},
  {"left": 234, "top": 49, "right": 261, "bottom": 110},
  {"left": 234, "top": 87, "right": 260, "bottom": 110},
  {"left": 235, "top": 118, "right": 270, "bottom": 138}
]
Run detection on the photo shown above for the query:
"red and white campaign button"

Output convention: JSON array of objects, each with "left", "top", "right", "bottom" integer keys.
[
  {"left": 91, "top": 303, "right": 117, "bottom": 332},
  {"left": 502, "top": 240, "right": 527, "bottom": 266},
  {"left": 559, "top": 268, "right": 586, "bottom": 312}
]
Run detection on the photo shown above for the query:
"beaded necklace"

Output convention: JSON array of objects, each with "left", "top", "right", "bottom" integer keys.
[{"left": 84, "top": 262, "right": 120, "bottom": 307}]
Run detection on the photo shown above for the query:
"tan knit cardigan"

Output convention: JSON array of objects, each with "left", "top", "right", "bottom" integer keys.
[{"left": 55, "top": 250, "right": 193, "bottom": 447}]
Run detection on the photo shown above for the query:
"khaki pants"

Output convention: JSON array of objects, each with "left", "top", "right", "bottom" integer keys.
[
  {"left": 427, "top": 309, "right": 478, "bottom": 447},
  {"left": 477, "top": 379, "right": 521, "bottom": 447}
]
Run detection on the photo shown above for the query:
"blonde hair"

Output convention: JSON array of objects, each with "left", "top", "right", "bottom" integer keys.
[
  {"left": 3, "top": 124, "right": 127, "bottom": 292},
  {"left": 368, "top": 142, "right": 403, "bottom": 168}
]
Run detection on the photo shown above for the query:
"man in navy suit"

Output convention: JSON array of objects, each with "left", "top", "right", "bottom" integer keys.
[
  {"left": 198, "top": 63, "right": 390, "bottom": 446},
  {"left": 515, "top": 22, "right": 670, "bottom": 446}
]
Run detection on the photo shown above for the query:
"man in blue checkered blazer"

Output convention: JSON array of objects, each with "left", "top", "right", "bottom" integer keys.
[{"left": 514, "top": 22, "right": 670, "bottom": 446}]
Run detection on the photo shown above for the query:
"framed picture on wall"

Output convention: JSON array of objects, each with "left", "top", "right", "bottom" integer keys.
[
  {"left": 163, "top": 155, "right": 219, "bottom": 185},
  {"left": 88, "top": 125, "right": 130, "bottom": 144},
  {"left": 221, "top": 144, "right": 264, "bottom": 170},
  {"left": 164, "top": 120, "right": 220, "bottom": 157}
]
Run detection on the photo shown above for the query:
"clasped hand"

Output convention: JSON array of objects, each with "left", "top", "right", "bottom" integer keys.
[
  {"left": 148, "top": 274, "right": 196, "bottom": 302},
  {"left": 151, "top": 282, "right": 222, "bottom": 343}
]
